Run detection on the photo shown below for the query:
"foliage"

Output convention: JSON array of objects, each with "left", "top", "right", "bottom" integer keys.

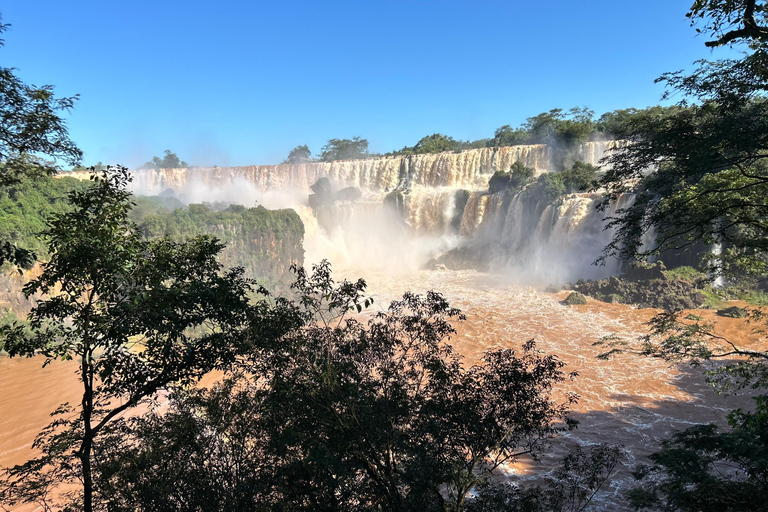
[
  {"left": 467, "top": 444, "right": 622, "bottom": 512},
  {"left": 127, "top": 194, "right": 183, "bottom": 222},
  {"left": 0, "top": 19, "right": 81, "bottom": 268},
  {"left": 139, "top": 202, "right": 303, "bottom": 242},
  {"left": 319, "top": 136, "right": 369, "bottom": 161},
  {"left": 0, "top": 22, "right": 81, "bottom": 186},
  {"left": 139, "top": 201, "right": 304, "bottom": 290},
  {"left": 0, "top": 175, "right": 89, "bottom": 261},
  {"left": 285, "top": 144, "right": 312, "bottom": 164},
  {"left": 595, "top": 308, "right": 768, "bottom": 391},
  {"left": 527, "top": 172, "right": 566, "bottom": 205},
  {"left": 560, "top": 161, "right": 598, "bottom": 193},
  {"left": 597, "top": 99, "right": 768, "bottom": 277},
  {"left": 142, "top": 149, "right": 188, "bottom": 169},
  {"left": 525, "top": 107, "right": 595, "bottom": 146},
  {"left": 0, "top": 168, "right": 256, "bottom": 512},
  {"left": 687, "top": 0, "right": 768, "bottom": 48},
  {"left": 628, "top": 395, "right": 768, "bottom": 511},
  {"left": 662, "top": 265, "right": 705, "bottom": 282},
  {"left": 86, "top": 261, "right": 594, "bottom": 512},
  {"left": 488, "top": 161, "right": 536, "bottom": 193},
  {"left": 72, "top": 162, "right": 106, "bottom": 173},
  {"left": 596, "top": 1, "right": 768, "bottom": 279},
  {"left": 405, "top": 133, "right": 463, "bottom": 154},
  {"left": 489, "top": 124, "right": 532, "bottom": 148}
]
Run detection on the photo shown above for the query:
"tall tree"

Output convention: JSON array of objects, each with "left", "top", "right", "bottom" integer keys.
[
  {"left": 593, "top": 3, "right": 768, "bottom": 509},
  {"left": 143, "top": 149, "right": 188, "bottom": 169},
  {"left": 597, "top": 2, "right": 768, "bottom": 278},
  {"left": 0, "top": 168, "right": 256, "bottom": 512}
]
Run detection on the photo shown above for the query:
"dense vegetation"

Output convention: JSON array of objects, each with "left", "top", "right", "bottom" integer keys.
[
  {"left": 319, "top": 136, "right": 370, "bottom": 161},
  {"left": 140, "top": 202, "right": 304, "bottom": 290},
  {"left": 0, "top": 171, "right": 618, "bottom": 512},
  {"left": 593, "top": 2, "right": 768, "bottom": 509},
  {"left": 0, "top": 176, "right": 89, "bottom": 260}
]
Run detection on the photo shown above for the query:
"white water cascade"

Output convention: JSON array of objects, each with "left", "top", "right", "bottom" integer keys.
[{"left": 126, "top": 140, "right": 628, "bottom": 282}]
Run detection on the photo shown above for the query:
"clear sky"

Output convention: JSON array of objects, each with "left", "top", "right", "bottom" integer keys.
[{"left": 2, "top": 1, "right": 728, "bottom": 167}]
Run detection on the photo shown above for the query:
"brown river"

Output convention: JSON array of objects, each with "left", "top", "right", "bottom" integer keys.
[{"left": 1, "top": 267, "right": 764, "bottom": 510}]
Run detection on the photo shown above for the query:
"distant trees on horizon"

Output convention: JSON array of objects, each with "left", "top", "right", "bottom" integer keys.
[{"left": 281, "top": 105, "right": 681, "bottom": 165}]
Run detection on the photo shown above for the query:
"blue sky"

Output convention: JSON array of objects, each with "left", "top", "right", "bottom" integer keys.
[{"left": 2, "top": 1, "right": 728, "bottom": 167}]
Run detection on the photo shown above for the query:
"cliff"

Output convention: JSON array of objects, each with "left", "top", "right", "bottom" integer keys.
[{"left": 139, "top": 204, "right": 304, "bottom": 292}]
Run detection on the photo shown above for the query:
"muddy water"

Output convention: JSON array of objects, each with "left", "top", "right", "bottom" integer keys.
[{"left": 1, "top": 268, "right": 764, "bottom": 510}]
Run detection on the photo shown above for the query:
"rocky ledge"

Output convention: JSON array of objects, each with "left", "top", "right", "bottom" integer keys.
[{"left": 563, "top": 262, "right": 709, "bottom": 310}]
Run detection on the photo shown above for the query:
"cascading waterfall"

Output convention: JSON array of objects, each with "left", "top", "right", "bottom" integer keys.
[{"left": 126, "top": 141, "right": 629, "bottom": 281}]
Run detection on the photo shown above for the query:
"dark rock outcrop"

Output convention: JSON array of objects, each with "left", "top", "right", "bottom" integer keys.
[
  {"left": 423, "top": 247, "right": 489, "bottom": 272},
  {"left": 563, "top": 292, "right": 588, "bottom": 306},
  {"left": 572, "top": 262, "right": 709, "bottom": 310},
  {"left": 717, "top": 306, "right": 748, "bottom": 318}
]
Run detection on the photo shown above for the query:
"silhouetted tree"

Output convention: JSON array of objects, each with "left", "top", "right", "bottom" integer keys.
[{"left": 0, "top": 168, "right": 256, "bottom": 512}]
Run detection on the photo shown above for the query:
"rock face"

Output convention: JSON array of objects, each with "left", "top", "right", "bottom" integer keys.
[
  {"left": 571, "top": 262, "right": 709, "bottom": 310},
  {"left": 140, "top": 205, "right": 304, "bottom": 292}
]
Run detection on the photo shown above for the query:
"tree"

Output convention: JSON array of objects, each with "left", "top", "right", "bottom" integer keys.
[
  {"left": 560, "top": 161, "right": 598, "bottom": 193},
  {"left": 0, "top": 19, "right": 82, "bottom": 185},
  {"left": 319, "top": 136, "right": 369, "bottom": 161},
  {"left": 143, "top": 149, "right": 188, "bottom": 169},
  {"left": 81, "top": 261, "right": 618, "bottom": 512},
  {"left": 627, "top": 396, "right": 768, "bottom": 511},
  {"left": 489, "top": 124, "right": 531, "bottom": 148},
  {"left": 285, "top": 144, "right": 312, "bottom": 164},
  {"left": 591, "top": 6, "right": 768, "bottom": 505},
  {"left": 411, "top": 133, "right": 461, "bottom": 154},
  {"left": 687, "top": 0, "right": 768, "bottom": 47},
  {"left": 596, "top": 2, "right": 768, "bottom": 278},
  {"left": 0, "top": 168, "right": 256, "bottom": 512},
  {"left": 0, "top": 17, "right": 82, "bottom": 268},
  {"left": 526, "top": 108, "right": 595, "bottom": 146},
  {"left": 488, "top": 161, "right": 536, "bottom": 193}
]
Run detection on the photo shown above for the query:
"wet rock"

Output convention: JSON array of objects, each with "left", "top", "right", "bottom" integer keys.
[
  {"left": 716, "top": 306, "right": 748, "bottom": 318},
  {"left": 422, "top": 247, "right": 489, "bottom": 272},
  {"left": 544, "top": 284, "right": 561, "bottom": 293},
  {"left": 563, "top": 292, "right": 588, "bottom": 306},
  {"left": 335, "top": 187, "right": 362, "bottom": 203},
  {"left": 572, "top": 267, "right": 708, "bottom": 310}
]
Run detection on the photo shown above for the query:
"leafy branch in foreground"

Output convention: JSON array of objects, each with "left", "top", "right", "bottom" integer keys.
[
  {"left": 628, "top": 395, "right": 768, "bottom": 512},
  {"left": 0, "top": 168, "right": 257, "bottom": 512},
  {"left": 595, "top": 308, "right": 768, "bottom": 390}
]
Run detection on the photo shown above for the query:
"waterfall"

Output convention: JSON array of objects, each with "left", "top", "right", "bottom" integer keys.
[{"left": 127, "top": 141, "right": 626, "bottom": 280}]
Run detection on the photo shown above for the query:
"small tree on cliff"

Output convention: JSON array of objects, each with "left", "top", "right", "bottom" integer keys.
[
  {"left": 0, "top": 168, "right": 255, "bottom": 512},
  {"left": 319, "top": 136, "right": 369, "bottom": 161},
  {"left": 285, "top": 144, "right": 312, "bottom": 163},
  {"left": 143, "top": 149, "right": 188, "bottom": 169}
]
